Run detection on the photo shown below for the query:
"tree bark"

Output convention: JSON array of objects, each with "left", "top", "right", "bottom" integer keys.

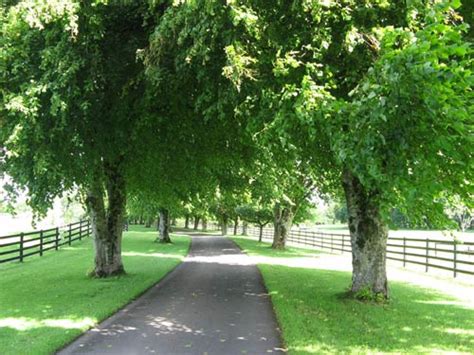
[
  {"left": 193, "top": 216, "right": 200, "bottom": 230},
  {"left": 145, "top": 219, "right": 151, "bottom": 228},
  {"left": 157, "top": 208, "right": 172, "bottom": 243},
  {"left": 272, "top": 203, "right": 294, "bottom": 249},
  {"left": 86, "top": 164, "right": 126, "bottom": 278},
  {"left": 185, "top": 215, "right": 190, "bottom": 229},
  {"left": 242, "top": 221, "right": 248, "bottom": 235},
  {"left": 342, "top": 168, "right": 388, "bottom": 298},
  {"left": 202, "top": 218, "right": 208, "bottom": 231},
  {"left": 258, "top": 225, "right": 263, "bottom": 242},
  {"left": 221, "top": 215, "right": 229, "bottom": 236},
  {"left": 233, "top": 218, "right": 238, "bottom": 235}
]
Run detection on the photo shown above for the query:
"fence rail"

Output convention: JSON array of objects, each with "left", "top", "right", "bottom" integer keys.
[
  {"left": 0, "top": 220, "right": 91, "bottom": 264},
  {"left": 246, "top": 226, "right": 474, "bottom": 278}
]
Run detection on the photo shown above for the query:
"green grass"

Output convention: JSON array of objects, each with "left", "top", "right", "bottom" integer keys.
[
  {"left": 0, "top": 225, "right": 190, "bottom": 355},
  {"left": 231, "top": 236, "right": 474, "bottom": 354}
]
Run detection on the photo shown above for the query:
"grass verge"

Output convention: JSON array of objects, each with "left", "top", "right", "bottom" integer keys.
[
  {"left": 0, "top": 225, "right": 190, "bottom": 354},
  {"left": 231, "top": 236, "right": 474, "bottom": 354}
]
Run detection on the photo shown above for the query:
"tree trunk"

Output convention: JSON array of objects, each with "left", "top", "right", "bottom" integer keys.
[
  {"left": 158, "top": 208, "right": 172, "bottom": 243},
  {"left": 342, "top": 169, "right": 388, "bottom": 298},
  {"left": 221, "top": 215, "right": 229, "bottom": 236},
  {"left": 242, "top": 221, "right": 248, "bottom": 235},
  {"left": 202, "top": 218, "right": 208, "bottom": 231},
  {"left": 171, "top": 217, "right": 177, "bottom": 226},
  {"left": 86, "top": 164, "right": 126, "bottom": 278},
  {"left": 233, "top": 218, "right": 238, "bottom": 235},
  {"left": 193, "top": 216, "right": 200, "bottom": 230},
  {"left": 272, "top": 203, "right": 294, "bottom": 249},
  {"left": 185, "top": 215, "right": 190, "bottom": 229},
  {"left": 258, "top": 225, "right": 263, "bottom": 242}
]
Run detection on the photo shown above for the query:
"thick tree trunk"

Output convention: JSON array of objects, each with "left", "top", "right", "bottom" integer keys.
[
  {"left": 242, "top": 221, "right": 248, "bottom": 235},
  {"left": 86, "top": 165, "right": 126, "bottom": 278},
  {"left": 233, "top": 218, "right": 238, "bottom": 235},
  {"left": 202, "top": 218, "right": 208, "bottom": 231},
  {"left": 221, "top": 215, "right": 229, "bottom": 236},
  {"left": 272, "top": 204, "right": 294, "bottom": 249},
  {"left": 185, "top": 215, "right": 190, "bottom": 229},
  {"left": 258, "top": 225, "right": 263, "bottom": 242},
  {"left": 158, "top": 208, "right": 172, "bottom": 243},
  {"left": 193, "top": 216, "right": 200, "bottom": 230},
  {"left": 342, "top": 169, "right": 388, "bottom": 298},
  {"left": 145, "top": 218, "right": 151, "bottom": 228}
]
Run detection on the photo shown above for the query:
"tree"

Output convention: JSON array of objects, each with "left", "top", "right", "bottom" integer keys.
[
  {"left": 445, "top": 196, "right": 473, "bottom": 232},
  {"left": 236, "top": 204, "right": 272, "bottom": 242},
  {"left": 157, "top": 208, "right": 171, "bottom": 243},
  {"left": 184, "top": 0, "right": 472, "bottom": 298},
  {"left": 1, "top": 1, "right": 155, "bottom": 277}
]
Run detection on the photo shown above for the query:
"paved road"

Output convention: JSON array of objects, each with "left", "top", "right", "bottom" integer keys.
[{"left": 58, "top": 233, "right": 285, "bottom": 354}]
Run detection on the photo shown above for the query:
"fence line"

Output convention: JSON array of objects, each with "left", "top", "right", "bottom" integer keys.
[
  {"left": 245, "top": 226, "right": 474, "bottom": 278},
  {"left": 0, "top": 220, "right": 91, "bottom": 264}
]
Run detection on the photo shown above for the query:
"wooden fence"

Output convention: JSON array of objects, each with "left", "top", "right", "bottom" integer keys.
[
  {"left": 246, "top": 226, "right": 474, "bottom": 278},
  {"left": 0, "top": 220, "right": 91, "bottom": 264}
]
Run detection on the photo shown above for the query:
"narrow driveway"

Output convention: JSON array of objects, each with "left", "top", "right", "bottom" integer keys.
[{"left": 58, "top": 233, "right": 285, "bottom": 354}]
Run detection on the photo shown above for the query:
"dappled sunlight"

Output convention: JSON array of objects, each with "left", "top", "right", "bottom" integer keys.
[
  {"left": 416, "top": 300, "right": 473, "bottom": 309},
  {"left": 443, "top": 328, "right": 474, "bottom": 336},
  {"left": 234, "top": 237, "right": 474, "bottom": 309},
  {"left": 185, "top": 254, "right": 254, "bottom": 266},
  {"left": 187, "top": 249, "right": 351, "bottom": 273},
  {"left": 146, "top": 315, "right": 199, "bottom": 336},
  {"left": 123, "top": 251, "right": 184, "bottom": 260},
  {"left": 0, "top": 316, "right": 96, "bottom": 331},
  {"left": 232, "top": 237, "right": 474, "bottom": 354}
]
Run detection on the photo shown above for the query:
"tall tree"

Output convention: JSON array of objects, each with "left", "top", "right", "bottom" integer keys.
[
  {"left": 223, "top": 0, "right": 472, "bottom": 297},
  {"left": 154, "top": 0, "right": 472, "bottom": 299},
  {"left": 1, "top": 1, "right": 154, "bottom": 276}
]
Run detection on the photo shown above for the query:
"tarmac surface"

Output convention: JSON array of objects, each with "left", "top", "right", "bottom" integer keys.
[{"left": 58, "top": 232, "right": 285, "bottom": 354}]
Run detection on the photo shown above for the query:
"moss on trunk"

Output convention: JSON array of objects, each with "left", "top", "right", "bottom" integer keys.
[{"left": 342, "top": 169, "right": 388, "bottom": 298}]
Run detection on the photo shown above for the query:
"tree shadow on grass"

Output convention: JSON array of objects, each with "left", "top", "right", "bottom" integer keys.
[
  {"left": 232, "top": 236, "right": 320, "bottom": 259},
  {"left": 0, "top": 230, "right": 190, "bottom": 354},
  {"left": 263, "top": 265, "right": 474, "bottom": 354}
]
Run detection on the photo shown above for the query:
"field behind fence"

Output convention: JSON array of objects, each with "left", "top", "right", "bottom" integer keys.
[
  {"left": 246, "top": 226, "right": 474, "bottom": 279},
  {"left": 0, "top": 220, "right": 91, "bottom": 264}
]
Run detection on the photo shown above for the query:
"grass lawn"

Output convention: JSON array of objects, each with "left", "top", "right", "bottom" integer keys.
[
  {"left": 0, "top": 225, "right": 190, "bottom": 355},
  {"left": 231, "top": 236, "right": 474, "bottom": 354}
]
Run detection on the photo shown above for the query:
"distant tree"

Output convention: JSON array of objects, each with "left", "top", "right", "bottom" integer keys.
[
  {"left": 445, "top": 196, "right": 473, "bottom": 232},
  {"left": 236, "top": 205, "right": 273, "bottom": 242}
]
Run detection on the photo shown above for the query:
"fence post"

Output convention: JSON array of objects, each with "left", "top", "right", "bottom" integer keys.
[
  {"left": 55, "top": 227, "right": 59, "bottom": 251},
  {"left": 330, "top": 235, "right": 334, "bottom": 253},
  {"left": 342, "top": 236, "right": 345, "bottom": 254},
  {"left": 403, "top": 237, "right": 406, "bottom": 267},
  {"left": 87, "top": 220, "right": 91, "bottom": 236},
  {"left": 39, "top": 230, "right": 44, "bottom": 256},
  {"left": 425, "top": 239, "right": 429, "bottom": 272},
  {"left": 79, "top": 221, "right": 83, "bottom": 241},
  {"left": 453, "top": 242, "right": 457, "bottom": 278},
  {"left": 19, "top": 232, "right": 24, "bottom": 262},
  {"left": 68, "top": 224, "right": 72, "bottom": 246}
]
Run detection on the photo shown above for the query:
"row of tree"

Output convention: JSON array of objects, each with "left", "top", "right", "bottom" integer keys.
[{"left": 1, "top": 1, "right": 472, "bottom": 299}]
